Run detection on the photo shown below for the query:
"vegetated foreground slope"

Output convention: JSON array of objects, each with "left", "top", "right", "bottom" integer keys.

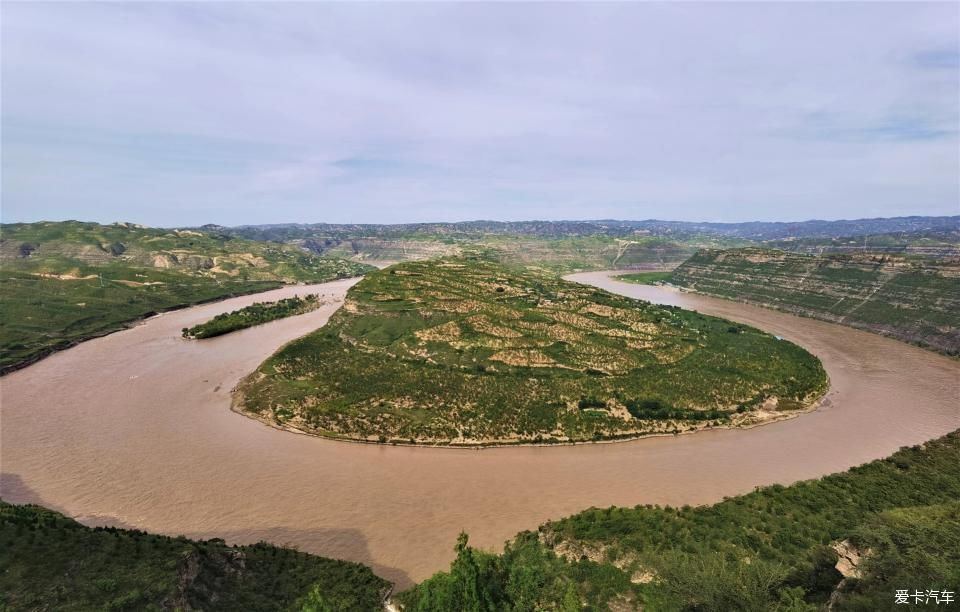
[
  {"left": 402, "top": 430, "right": 960, "bottom": 611},
  {"left": 0, "top": 221, "right": 373, "bottom": 373},
  {"left": 0, "top": 501, "right": 390, "bottom": 611},
  {"left": 668, "top": 248, "right": 960, "bottom": 355},
  {"left": 237, "top": 258, "right": 826, "bottom": 445}
]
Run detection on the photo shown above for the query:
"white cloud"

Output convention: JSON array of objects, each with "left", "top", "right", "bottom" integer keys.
[{"left": 2, "top": 2, "right": 958, "bottom": 225}]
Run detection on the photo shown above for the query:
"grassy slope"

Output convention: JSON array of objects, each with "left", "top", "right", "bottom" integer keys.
[
  {"left": 238, "top": 258, "right": 826, "bottom": 445},
  {"left": 401, "top": 430, "right": 960, "bottom": 611},
  {"left": 0, "top": 221, "right": 374, "bottom": 372},
  {"left": 0, "top": 501, "right": 390, "bottom": 611},
  {"left": 668, "top": 248, "right": 960, "bottom": 355}
]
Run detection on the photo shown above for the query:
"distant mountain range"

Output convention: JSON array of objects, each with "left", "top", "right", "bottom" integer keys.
[{"left": 203, "top": 215, "right": 960, "bottom": 242}]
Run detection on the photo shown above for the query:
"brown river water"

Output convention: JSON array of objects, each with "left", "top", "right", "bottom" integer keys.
[{"left": 1, "top": 272, "right": 958, "bottom": 588}]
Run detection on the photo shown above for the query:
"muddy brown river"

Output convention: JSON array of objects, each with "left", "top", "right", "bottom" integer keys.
[{"left": 1, "top": 272, "right": 958, "bottom": 588}]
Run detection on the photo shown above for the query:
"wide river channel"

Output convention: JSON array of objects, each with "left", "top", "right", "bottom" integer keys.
[{"left": 1, "top": 272, "right": 958, "bottom": 588}]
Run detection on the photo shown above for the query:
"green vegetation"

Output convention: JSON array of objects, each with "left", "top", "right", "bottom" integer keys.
[
  {"left": 0, "top": 501, "right": 390, "bottom": 611},
  {"left": 402, "top": 430, "right": 960, "bottom": 611},
  {"left": 183, "top": 294, "right": 323, "bottom": 339},
  {"left": 835, "top": 502, "right": 960, "bottom": 610},
  {"left": 615, "top": 271, "right": 673, "bottom": 285},
  {"left": 399, "top": 532, "right": 631, "bottom": 612},
  {"left": 668, "top": 248, "right": 960, "bottom": 355},
  {"left": 0, "top": 221, "right": 373, "bottom": 372},
  {"left": 238, "top": 258, "right": 826, "bottom": 445}
]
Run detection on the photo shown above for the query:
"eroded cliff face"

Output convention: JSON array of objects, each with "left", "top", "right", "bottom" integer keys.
[{"left": 670, "top": 248, "right": 960, "bottom": 354}]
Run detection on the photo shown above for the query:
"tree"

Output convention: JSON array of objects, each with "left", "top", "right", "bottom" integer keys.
[
  {"left": 297, "top": 585, "right": 336, "bottom": 612},
  {"left": 561, "top": 582, "right": 580, "bottom": 612}
]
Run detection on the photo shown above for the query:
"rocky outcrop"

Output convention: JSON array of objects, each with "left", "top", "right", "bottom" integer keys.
[{"left": 832, "top": 539, "right": 866, "bottom": 579}]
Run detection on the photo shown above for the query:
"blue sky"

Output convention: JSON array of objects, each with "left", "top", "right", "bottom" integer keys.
[{"left": 2, "top": 2, "right": 958, "bottom": 226}]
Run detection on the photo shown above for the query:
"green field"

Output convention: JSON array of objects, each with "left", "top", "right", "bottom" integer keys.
[
  {"left": 0, "top": 501, "right": 390, "bottom": 611},
  {"left": 668, "top": 248, "right": 960, "bottom": 355},
  {"left": 183, "top": 294, "right": 323, "bottom": 339},
  {"left": 402, "top": 430, "right": 960, "bottom": 611},
  {"left": 0, "top": 221, "right": 373, "bottom": 372},
  {"left": 237, "top": 257, "right": 827, "bottom": 445}
]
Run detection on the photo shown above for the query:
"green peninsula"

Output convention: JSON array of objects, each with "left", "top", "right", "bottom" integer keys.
[{"left": 237, "top": 258, "right": 827, "bottom": 445}]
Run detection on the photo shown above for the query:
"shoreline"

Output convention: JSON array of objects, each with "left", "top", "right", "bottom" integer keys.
[{"left": 229, "top": 390, "right": 830, "bottom": 450}]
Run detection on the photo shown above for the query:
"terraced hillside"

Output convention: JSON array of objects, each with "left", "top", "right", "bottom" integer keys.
[
  {"left": 237, "top": 258, "right": 827, "bottom": 445},
  {"left": 0, "top": 221, "right": 373, "bottom": 372},
  {"left": 0, "top": 501, "right": 390, "bottom": 611},
  {"left": 669, "top": 248, "right": 960, "bottom": 355}
]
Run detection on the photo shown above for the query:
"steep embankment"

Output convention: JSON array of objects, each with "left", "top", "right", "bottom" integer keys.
[
  {"left": 669, "top": 248, "right": 960, "bottom": 355},
  {"left": 0, "top": 501, "right": 391, "bottom": 611},
  {"left": 237, "top": 258, "right": 826, "bottom": 445},
  {"left": 0, "top": 221, "right": 374, "bottom": 372}
]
